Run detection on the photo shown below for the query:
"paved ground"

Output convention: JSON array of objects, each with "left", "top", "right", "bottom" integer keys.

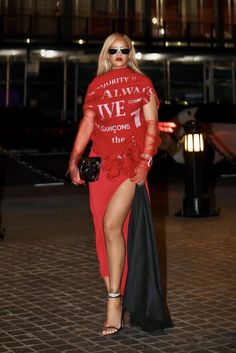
[{"left": 0, "top": 176, "right": 235, "bottom": 353}]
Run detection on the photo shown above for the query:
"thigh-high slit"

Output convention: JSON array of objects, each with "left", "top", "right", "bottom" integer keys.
[{"left": 89, "top": 166, "right": 132, "bottom": 295}]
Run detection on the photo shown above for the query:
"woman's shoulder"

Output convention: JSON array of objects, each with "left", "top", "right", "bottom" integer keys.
[
  {"left": 87, "top": 69, "right": 154, "bottom": 89},
  {"left": 87, "top": 75, "right": 99, "bottom": 89},
  {"left": 124, "top": 67, "right": 153, "bottom": 85},
  {"left": 133, "top": 71, "right": 153, "bottom": 85},
  {"left": 87, "top": 71, "right": 111, "bottom": 90},
  {"left": 85, "top": 76, "right": 102, "bottom": 96}
]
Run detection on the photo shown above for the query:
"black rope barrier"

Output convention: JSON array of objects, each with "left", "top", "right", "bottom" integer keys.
[{"left": 0, "top": 146, "right": 65, "bottom": 184}]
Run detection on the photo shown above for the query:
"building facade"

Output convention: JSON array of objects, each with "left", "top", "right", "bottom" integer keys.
[{"left": 0, "top": 0, "right": 236, "bottom": 121}]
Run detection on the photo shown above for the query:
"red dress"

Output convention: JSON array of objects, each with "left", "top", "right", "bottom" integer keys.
[{"left": 83, "top": 67, "right": 160, "bottom": 294}]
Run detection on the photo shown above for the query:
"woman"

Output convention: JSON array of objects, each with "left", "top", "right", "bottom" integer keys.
[{"left": 69, "top": 33, "right": 161, "bottom": 336}]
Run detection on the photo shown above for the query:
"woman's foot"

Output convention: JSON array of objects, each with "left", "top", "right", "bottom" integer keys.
[{"left": 102, "top": 292, "right": 123, "bottom": 336}]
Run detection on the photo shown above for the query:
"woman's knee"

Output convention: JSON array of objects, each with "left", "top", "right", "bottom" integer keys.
[{"left": 103, "top": 219, "right": 121, "bottom": 243}]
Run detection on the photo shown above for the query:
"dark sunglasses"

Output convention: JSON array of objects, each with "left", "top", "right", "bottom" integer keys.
[{"left": 108, "top": 48, "right": 131, "bottom": 55}]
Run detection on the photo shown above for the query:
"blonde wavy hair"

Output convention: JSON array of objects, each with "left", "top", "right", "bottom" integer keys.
[{"left": 97, "top": 33, "right": 143, "bottom": 76}]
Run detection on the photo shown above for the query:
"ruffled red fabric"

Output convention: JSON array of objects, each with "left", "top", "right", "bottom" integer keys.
[{"left": 101, "top": 139, "right": 140, "bottom": 179}]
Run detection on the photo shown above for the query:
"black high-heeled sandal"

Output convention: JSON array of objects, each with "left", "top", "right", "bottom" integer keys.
[{"left": 102, "top": 291, "right": 124, "bottom": 336}]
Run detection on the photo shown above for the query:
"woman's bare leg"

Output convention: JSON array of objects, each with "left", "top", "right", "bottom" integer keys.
[
  {"left": 104, "top": 277, "right": 109, "bottom": 291},
  {"left": 102, "top": 179, "right": 136, "bottom": 335}
]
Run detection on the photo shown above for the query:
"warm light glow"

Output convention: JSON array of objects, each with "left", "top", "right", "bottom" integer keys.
[
  {"left": 160, "top": 28, "right": 165, "bottom": 35},
  {"left": 26, "top": 38, "right": 31, "bottom": 43},
  {"left": 135, "top": 52, "right": 142, "bottom": 60},
  {"left": 142, "top": 53, "right": 164, "bottom": 61},
  {"left": 40, "top": 49, "right": 58, "bottom": 58},
  {"left": 152, "top": 17, "right": 158, "bottom": 24},
  {"left": 184, "top": 134, "right": 204, "bottom": 152},
  {"left": 159, "top": 122, "right": 177, "bottom": 133},
  {"left": 0, "top": 50, "right": 24, "bottom": 56}
]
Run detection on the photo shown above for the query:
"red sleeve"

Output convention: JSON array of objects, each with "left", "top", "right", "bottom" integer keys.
[
  {"left": 141, "top": 77, "right": 160, "bottom": 108},
  {"left": 83, "top": 81, "right": 97, "bottom": 113}
]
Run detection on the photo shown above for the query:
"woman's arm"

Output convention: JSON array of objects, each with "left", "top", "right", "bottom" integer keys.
[
  {"left": 69, "top": 109, "right": 95, "bottom": 185},
  {"left": 132, "top": 95, "right": 160, "bottom": 185},
  {"left": 142, "top": 94, "right": 160, "bottom": 156}
]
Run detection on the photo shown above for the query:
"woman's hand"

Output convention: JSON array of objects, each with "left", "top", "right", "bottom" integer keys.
[
  {"left": 131, "top": 161, "right": 149, "bottom": 186},
  {"left": 68, "top": 109, "right": 95, "bottom": 186},
  {"left": 69, "top": 165, "right": 85, "bottom": 185}
]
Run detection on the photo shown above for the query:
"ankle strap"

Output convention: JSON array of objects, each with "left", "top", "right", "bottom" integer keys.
[{"left": 108, "top": 291, "right": 121, "bottom": 299}]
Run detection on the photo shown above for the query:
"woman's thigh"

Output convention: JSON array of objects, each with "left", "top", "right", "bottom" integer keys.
[{"left": 103, "top": 179, "right": 136, "bottom": 231}]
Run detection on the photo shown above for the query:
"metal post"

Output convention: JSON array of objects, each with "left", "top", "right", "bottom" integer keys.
[
  {"left": 232, "top": 61, "right": 235, "bottom": 104},
  {"left": 62, "top": 56, "right": 67, "bottom": 121},
  {"left": 166, "top": 60, "right": 171, "bottom": 102},
  {"left": 6, "top": 56, "right": 10, "bottom": 107},
  {"left": 162, "top": 61, "right": 167, "bottom": 99},
  {"left": 203, "top": 63, "right": 207, "bottom": 103},
  {"left": 176, "top": 120, "right": 219, "bottom": 218},
  {"left": 209, "top": 60, "right": 214, "bottom": 102},
  {"left": 23, "top": 57, "right": 28, "bottom": 106},
  {"left": 74, "top": 62, "right": 78, "bottom": 122}
]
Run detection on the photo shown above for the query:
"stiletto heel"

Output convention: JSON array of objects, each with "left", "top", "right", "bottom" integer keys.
[{"left": 102, "top": 291, "right": 124, "bottom": 336}]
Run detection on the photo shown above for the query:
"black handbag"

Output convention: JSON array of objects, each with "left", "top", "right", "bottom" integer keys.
[
  {"left": 78, "top": 156, "right": 101, "bottom": 182},
  {"left": 65, "top": 156, "right": 101, "bottom": 184}
]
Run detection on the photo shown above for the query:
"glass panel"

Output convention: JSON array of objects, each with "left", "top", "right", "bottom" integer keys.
[
  {"left": 202, "top": 0, "right": 214, "bottom": 23},
  {"left": 72, "top": 0, "right": 90, "bottom": 16},
  {"left": 214, "top": 66, "right": 234, "bottom": 103},
  {"left": 133, "top": 0, "right": 145, "bottom": 36},
  {"left": 34, "top": 0, "right": 58, "bottom": 15},
  {"left": 91, "top": 0, "right": 108, "bottom": 16},
  {"left": 141, "top": 63, "right": 165, "bottom": 101},
  {"left": 164, "top": 0, "right": 180, "bottom": 22},
  {"left": 170, "top": 63, "right": 204, "bottom": 103},
  {"left": 9, "top": 83, "right": 23, "bottom": 106},
  {"left": 28, "top": 62, "right": 63, "bottom": 117}
]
